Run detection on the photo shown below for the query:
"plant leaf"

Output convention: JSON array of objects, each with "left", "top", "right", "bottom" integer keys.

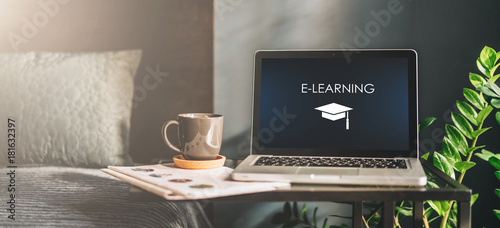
[
  {"left": 489, "top": 156, "right": 500, "bottom": 170},
  {"left": 492, "top": 63, "right": 500, "bottom": 76},
  {"left": 426, "top": 180, "right": 440, "bottom": 189},
  {"left": 476, "top": 153, "right": 492, "bottom": 161},
  {"left": 442, "top": 137, "right": 461, "bottom": 164},
  {"left": 451, "top": 112, "right": 473, "bottom": 139},
  {"left": 478, "top": 86, "right": 500, "bottom": 98},
  {"left": 491, "top": 98, "right": 500, "bottom": 109},
  {"left": 449, "top": 203, "right": 458, "bottom": 227},
  {"left": 456, "top": 100, "right": 478, "bottom": 126},
  {"left": 419, "top": 117, "right": 436, "bottom": 132},
  {"left": 480, "top": 89, "right": 489, "bottom": 104},
  {"left": 466, "top": 145, "right": 486, "bottom": 155},
  {"left": 491, "top": 74, "right": 500, "bottom": 83},
  {"left": 490, "top": 80, "right": 500, "bottom": 95},
  {"left": 471, "top": 128, "right": 491, "bottom": 139},
  {"left": 313, "top": 207, "right": 318, "bottom": 227},
  {"left": 424, "top": 206, "right": 433, "bottom": 218},
  {"left": 301, "top": 204, "right": 310, "bottom": 225},
  {"left": 480, "top": 46, "right": 497, "bottom": 69},
  {"left": 395, "top": 206, "right": 413, "bottom": 217},
  {"left": 494, "top": 210, "right": 500, "bottom": 220},
  {"left": 327, "top": 214, "right": 353, "bottom": 219},
  {"left": 425, "top": 200, "right": 442, "bottom": 216},
  {"left": 454, "top": 161, "right": 476, "bottom": 173},
  {"left": 284, "top": 202, "right": 292, "bottom": 219},
  {"left": 464, "top": 88, "right": 485, "bottom": 110},
  {"left": 495, "top": 171, "right": 500, "bottom": 181},
  {"left": 434, "top": 152, "right": 456, "bottom": 179},
  {"left": 322, "top": 218, "right": 328, "bottom": 228},
  {"left": 469, "top": 73, "right": 487, "bottom": 88},
  {"left": 421, "top": 152, "right": 430, "bottom": 160},
  {"left": 497, "top": 112, "right": 500, "bottom": 125},
  {"left": 445, "top": 124, "right": 468, "bottom": 156},
  {"left": 495, "top": 189, "right": 500, "bottom": 199},
  {"left": 477, "top": 58, "right": 490, "bottom": 77},
  {"left": 472, "top": 193, "right": 479, "bottom": 206},
  {"left": 476, "top": 149, "right": 495, "bottom": 161},
  {"left": 477, "top": 106, "right": 494, "bottom": 124},
  {"left": 426, "top": 200, "right": 450, "bottom": 216}
]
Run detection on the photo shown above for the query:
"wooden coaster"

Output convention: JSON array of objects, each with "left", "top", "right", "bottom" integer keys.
[{"left": 173, "top": 155, "right": 226, "bottom": 170}]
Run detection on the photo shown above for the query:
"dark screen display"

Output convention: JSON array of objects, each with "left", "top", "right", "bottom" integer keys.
[{"left": 257, "top": 57, "right": 410, "bottom": 152}]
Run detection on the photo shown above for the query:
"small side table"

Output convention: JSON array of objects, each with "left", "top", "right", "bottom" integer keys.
[{"left": 210, "top": 159, "right": 471, "bottom": 228}]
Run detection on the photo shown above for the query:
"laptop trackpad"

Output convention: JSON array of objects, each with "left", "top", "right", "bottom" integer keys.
[{"left": 297, "top": 168, "right": 359, "bottom": 176}]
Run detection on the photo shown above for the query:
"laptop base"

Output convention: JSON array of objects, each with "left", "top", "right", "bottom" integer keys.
[{"left": 232, "top": 155, "right": 427, "bottom": 186}]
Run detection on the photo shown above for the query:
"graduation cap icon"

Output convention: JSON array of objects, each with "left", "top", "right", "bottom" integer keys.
[{"left": 315, "top": 102, "right": 353, "bottom": 130}]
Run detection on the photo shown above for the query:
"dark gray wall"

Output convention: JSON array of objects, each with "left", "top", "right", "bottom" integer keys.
[
  {"left": 215, "top": 0, "right": 500, "bottom": 227},
  {"left": 0, "top": 0, "right": 214, "bottom": 163}
]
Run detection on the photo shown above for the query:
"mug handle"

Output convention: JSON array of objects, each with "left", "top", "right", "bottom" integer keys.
[{"left": 162, "top": 120, "right": 181, "bottom": 153}]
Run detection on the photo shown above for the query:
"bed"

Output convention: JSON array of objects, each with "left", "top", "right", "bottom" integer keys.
[
  {"left": 0, "top": 50, "right": 213, "bottom": 227},
  {"left": 0, "top": 167, "right": 211, "bottom": 227}
]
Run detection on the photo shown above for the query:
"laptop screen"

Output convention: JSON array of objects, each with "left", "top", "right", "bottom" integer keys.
[{"left": 251, "top": 50, "right": 418, "bottom": 158}]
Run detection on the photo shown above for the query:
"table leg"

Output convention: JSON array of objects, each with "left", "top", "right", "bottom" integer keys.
[
  {"left": 382, "top": 201, "right": 394, "bottom": 228},
  {"left": 457, "top": 200, "right": 471, "bottom": 228},
  {"left": 413, "top": 201, "right": 423, "bottom": 228},
  {"left": 353, "top": 201, "right": 363, "bottom": 228}
]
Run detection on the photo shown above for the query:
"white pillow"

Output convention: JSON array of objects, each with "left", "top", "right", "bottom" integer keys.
[{"left": 0, "top": 50, "right": 142, "bottom": 167}]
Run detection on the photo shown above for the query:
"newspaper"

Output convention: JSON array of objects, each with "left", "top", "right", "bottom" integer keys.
[{"left": 102, "top": 164, "right": 290, "bottom": 200}]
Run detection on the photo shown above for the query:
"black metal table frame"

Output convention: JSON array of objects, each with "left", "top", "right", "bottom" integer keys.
[{"left": 209, "top": 160, "right": 471, "bottom": 228}]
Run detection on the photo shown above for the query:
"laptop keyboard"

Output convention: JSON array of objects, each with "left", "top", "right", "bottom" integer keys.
[{"left": 253, "top": 156, "right": 408, "bottom": 169}]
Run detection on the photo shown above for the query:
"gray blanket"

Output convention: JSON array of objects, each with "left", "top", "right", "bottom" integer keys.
[{"left": 0, "top": 167, "right": 212, "bottom": 227}]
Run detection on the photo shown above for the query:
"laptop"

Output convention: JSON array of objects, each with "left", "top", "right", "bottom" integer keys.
[{"left": 231, "top": 49, "right": 427, "bottom": 186}]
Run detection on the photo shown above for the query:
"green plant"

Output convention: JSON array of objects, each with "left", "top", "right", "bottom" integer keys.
[
  {"left": 474, "top": 46, "right": 500, "bottom": 221},
  {"left": 389, "top": 47, "right": 497, "bottom": 228},
  {"left": 422, "top": 46, "right": 500, "bottom": 228},
  {"left": 390, "top": 47, "right": 499, "bottom": 228},
  {"left": 476, "top": 149, "right": 500, "bottom": 220}
]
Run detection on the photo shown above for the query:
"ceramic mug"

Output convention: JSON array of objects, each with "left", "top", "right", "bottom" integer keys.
[{"left": 162, "top": 113, "right": 223, "bottom": 160}]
